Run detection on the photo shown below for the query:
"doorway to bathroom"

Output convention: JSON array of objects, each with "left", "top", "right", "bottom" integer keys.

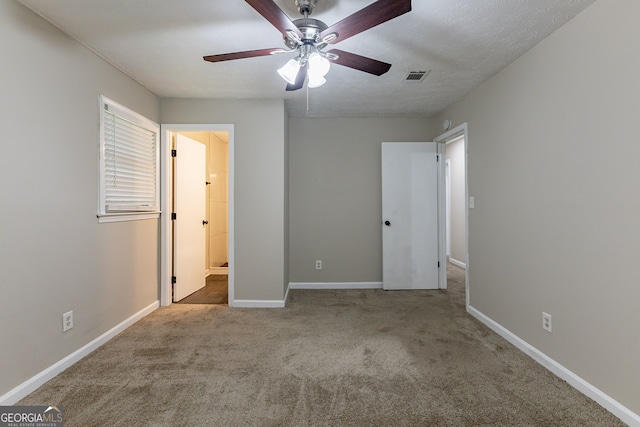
[{"left": 160, "top": 124, "right": 234, "bottom": 307}]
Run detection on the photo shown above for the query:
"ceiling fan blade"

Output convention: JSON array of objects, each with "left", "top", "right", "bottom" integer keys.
[
  {"left": 203, "top": 48, "right": 286, "bottom": 63},
  {"left": 321, "top": 0, "right": 411, "bottom": 44},
  {"left": 286, "top": 66, "right": 307, "bottom": 91},
  {"left": 245, "top": 0, "right": 302, "bottom": 38},
  {"left": 327, "top": 49, "right": 392, "bottom": 76}
]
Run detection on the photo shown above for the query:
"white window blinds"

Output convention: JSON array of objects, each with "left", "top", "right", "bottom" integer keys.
[{"left": 99, "top": 96, "right": 160, "bottom": 220}]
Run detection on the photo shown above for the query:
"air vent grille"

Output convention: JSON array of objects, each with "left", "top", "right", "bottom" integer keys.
[{"left": 404, "top": 70, "right": 431, "bottom": 83}]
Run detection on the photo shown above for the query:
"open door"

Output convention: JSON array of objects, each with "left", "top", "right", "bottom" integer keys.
[
  {"left": 173, "top": 134, "right": 207, "bottom": 301},
  {"left": 382, "top": 142, "right": 441, "bottom": 290}
]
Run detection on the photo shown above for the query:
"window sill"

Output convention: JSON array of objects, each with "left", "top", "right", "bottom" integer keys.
[{"left": 97, "top": 212, "right": 160, "bottom": 223}]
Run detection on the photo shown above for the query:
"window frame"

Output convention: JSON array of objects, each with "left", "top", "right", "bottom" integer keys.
[{"left": 98, "top": 95, "right": 160, "bottom": 223}]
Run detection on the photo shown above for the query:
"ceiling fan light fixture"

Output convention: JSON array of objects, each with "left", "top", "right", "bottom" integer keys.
[
  {"left": 277, "top": 58, "right": 301, "bottom": 84},
  {"left": 308, "top": 52, "right": 330, "bottom": 77},
  {"left": 308, "top": 74, "right": 326, "bottom": 88},
  {"left": 205, "top": 0, "right": 412, "bottom": 92}
]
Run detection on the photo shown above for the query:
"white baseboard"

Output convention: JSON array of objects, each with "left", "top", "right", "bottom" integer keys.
[
  {"left": 289, "top": 282, "right": 383, "bottom": 290},
  {"left": 0, "top": 301, "right": 159, "bottom": 406},
  {"left": 449, "top": 258, "right": 466, "bottom": 269},
  {"left": 232, "top": 299, "right": 285, "bottom": 308},
  {"left": 467, "top": 306, "right": 640, "bottom": 427},
  {"left": 232, "top": 282, "right": 384, "bottom": 308},
  {"left": 208, "top": 267, "right": 228, "bottom": 275}
]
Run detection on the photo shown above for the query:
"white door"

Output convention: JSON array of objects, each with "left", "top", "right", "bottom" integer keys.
[
  {"left": 173, "top": 134, "right": 207, "bottom": 301},
  {"left": 382, "top": 142, "right": 440, "bottom": 290}
]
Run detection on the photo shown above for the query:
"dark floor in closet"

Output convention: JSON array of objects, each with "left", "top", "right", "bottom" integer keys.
[{"left": 177, "top": 275, "right": 228, "bottom": 305}]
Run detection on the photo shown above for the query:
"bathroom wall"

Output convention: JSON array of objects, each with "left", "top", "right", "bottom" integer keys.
[{"left": 208, "top": 132, "right": 229, "bottom": 269}]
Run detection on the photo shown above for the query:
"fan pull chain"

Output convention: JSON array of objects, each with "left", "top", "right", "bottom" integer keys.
[{"left": 306, "top": 83, "right": 310, "bottom": 114}]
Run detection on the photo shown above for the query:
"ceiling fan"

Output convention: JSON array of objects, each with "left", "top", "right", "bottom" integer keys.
[{"left": 203, "top": 0, "right": 412, "bottom": 91}]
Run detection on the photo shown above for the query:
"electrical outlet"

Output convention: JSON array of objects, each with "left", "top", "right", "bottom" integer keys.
[
  {"left": 63, "top": 311, "right": 74, "bottom": 332},
  {"left": 315, "top": 260, "right": 322, "bottom": 270},
  {"left": 542, "top": 312, "right": 552, "bottom": 333}
]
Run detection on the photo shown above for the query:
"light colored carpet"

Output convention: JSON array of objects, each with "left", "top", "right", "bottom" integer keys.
[{"left": 19, "top": 265, "right": 624, "bottom": 426}]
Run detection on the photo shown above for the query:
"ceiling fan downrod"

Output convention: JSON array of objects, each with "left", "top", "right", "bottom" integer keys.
[{"left": 295, "top": 0, "right": 317, "bottom": 18}]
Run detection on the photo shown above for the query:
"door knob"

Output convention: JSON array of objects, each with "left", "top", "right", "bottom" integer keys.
[
  {"left": 202, "top": 220, "right": 209, "bottom": 225},
  {"left": 384, "top": 220, "right": 391, "bottom": 227}
]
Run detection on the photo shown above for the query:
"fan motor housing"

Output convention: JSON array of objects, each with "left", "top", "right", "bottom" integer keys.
[
  {"left": 295, "top": 18, "right": 327, "bottom": 41},
  {"left": 283, "top": 18, "right": 328, "bottom": 49}
]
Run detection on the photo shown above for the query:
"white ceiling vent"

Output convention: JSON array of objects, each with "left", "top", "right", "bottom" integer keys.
[{"left": 404, "top": 70, "right": 431, "bottom": 83}]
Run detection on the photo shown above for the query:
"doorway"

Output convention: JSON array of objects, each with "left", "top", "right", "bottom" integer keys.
[
  {"left": 160, "top": 124, "right": 235, "bottom": 307},
  {"left": 445, "top": 135, "right": 466, "bottom": 269},
  {"left": 435, "top": 123, "right": 469, "bottom": 307}
]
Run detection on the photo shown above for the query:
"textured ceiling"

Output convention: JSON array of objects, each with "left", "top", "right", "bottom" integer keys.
[{"left": 17, "top": 0, "right": 595, "bottom": 118}]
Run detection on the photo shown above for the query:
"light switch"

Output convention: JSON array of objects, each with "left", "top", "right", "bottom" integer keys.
[{"left": 469, "top": 196, "right": 475, "bottom": 209}]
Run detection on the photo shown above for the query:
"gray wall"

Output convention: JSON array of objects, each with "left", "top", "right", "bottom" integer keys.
[
  {"left": 0, "top": 0, "right": 160, "bottom": 397},
  {"left": 433, "top": 0, "right": 639, "bottom": 413},
  {"left": 289, "top": 117, "right": 436, "bottom": 283},
  {"left": 160, "top": 99, "right": 288, "bottom": 301},
  {"left": 445, "top": 137, "right": 466, "bottom": 265}
]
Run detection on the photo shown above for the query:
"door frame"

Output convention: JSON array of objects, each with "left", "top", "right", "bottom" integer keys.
[
  {"left": 435, "top": 122, "right": 469, "bottom": 308},
  {"left": 445, "top": 158, "right": 451, "bottom": 258},
  {"left": 160, "top": 124, "right": 235, "bottom": 307}
]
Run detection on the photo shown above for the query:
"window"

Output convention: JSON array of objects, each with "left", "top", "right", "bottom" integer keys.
[{"left": 98, "top": 95, "right": 160, "bottom": 222}]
